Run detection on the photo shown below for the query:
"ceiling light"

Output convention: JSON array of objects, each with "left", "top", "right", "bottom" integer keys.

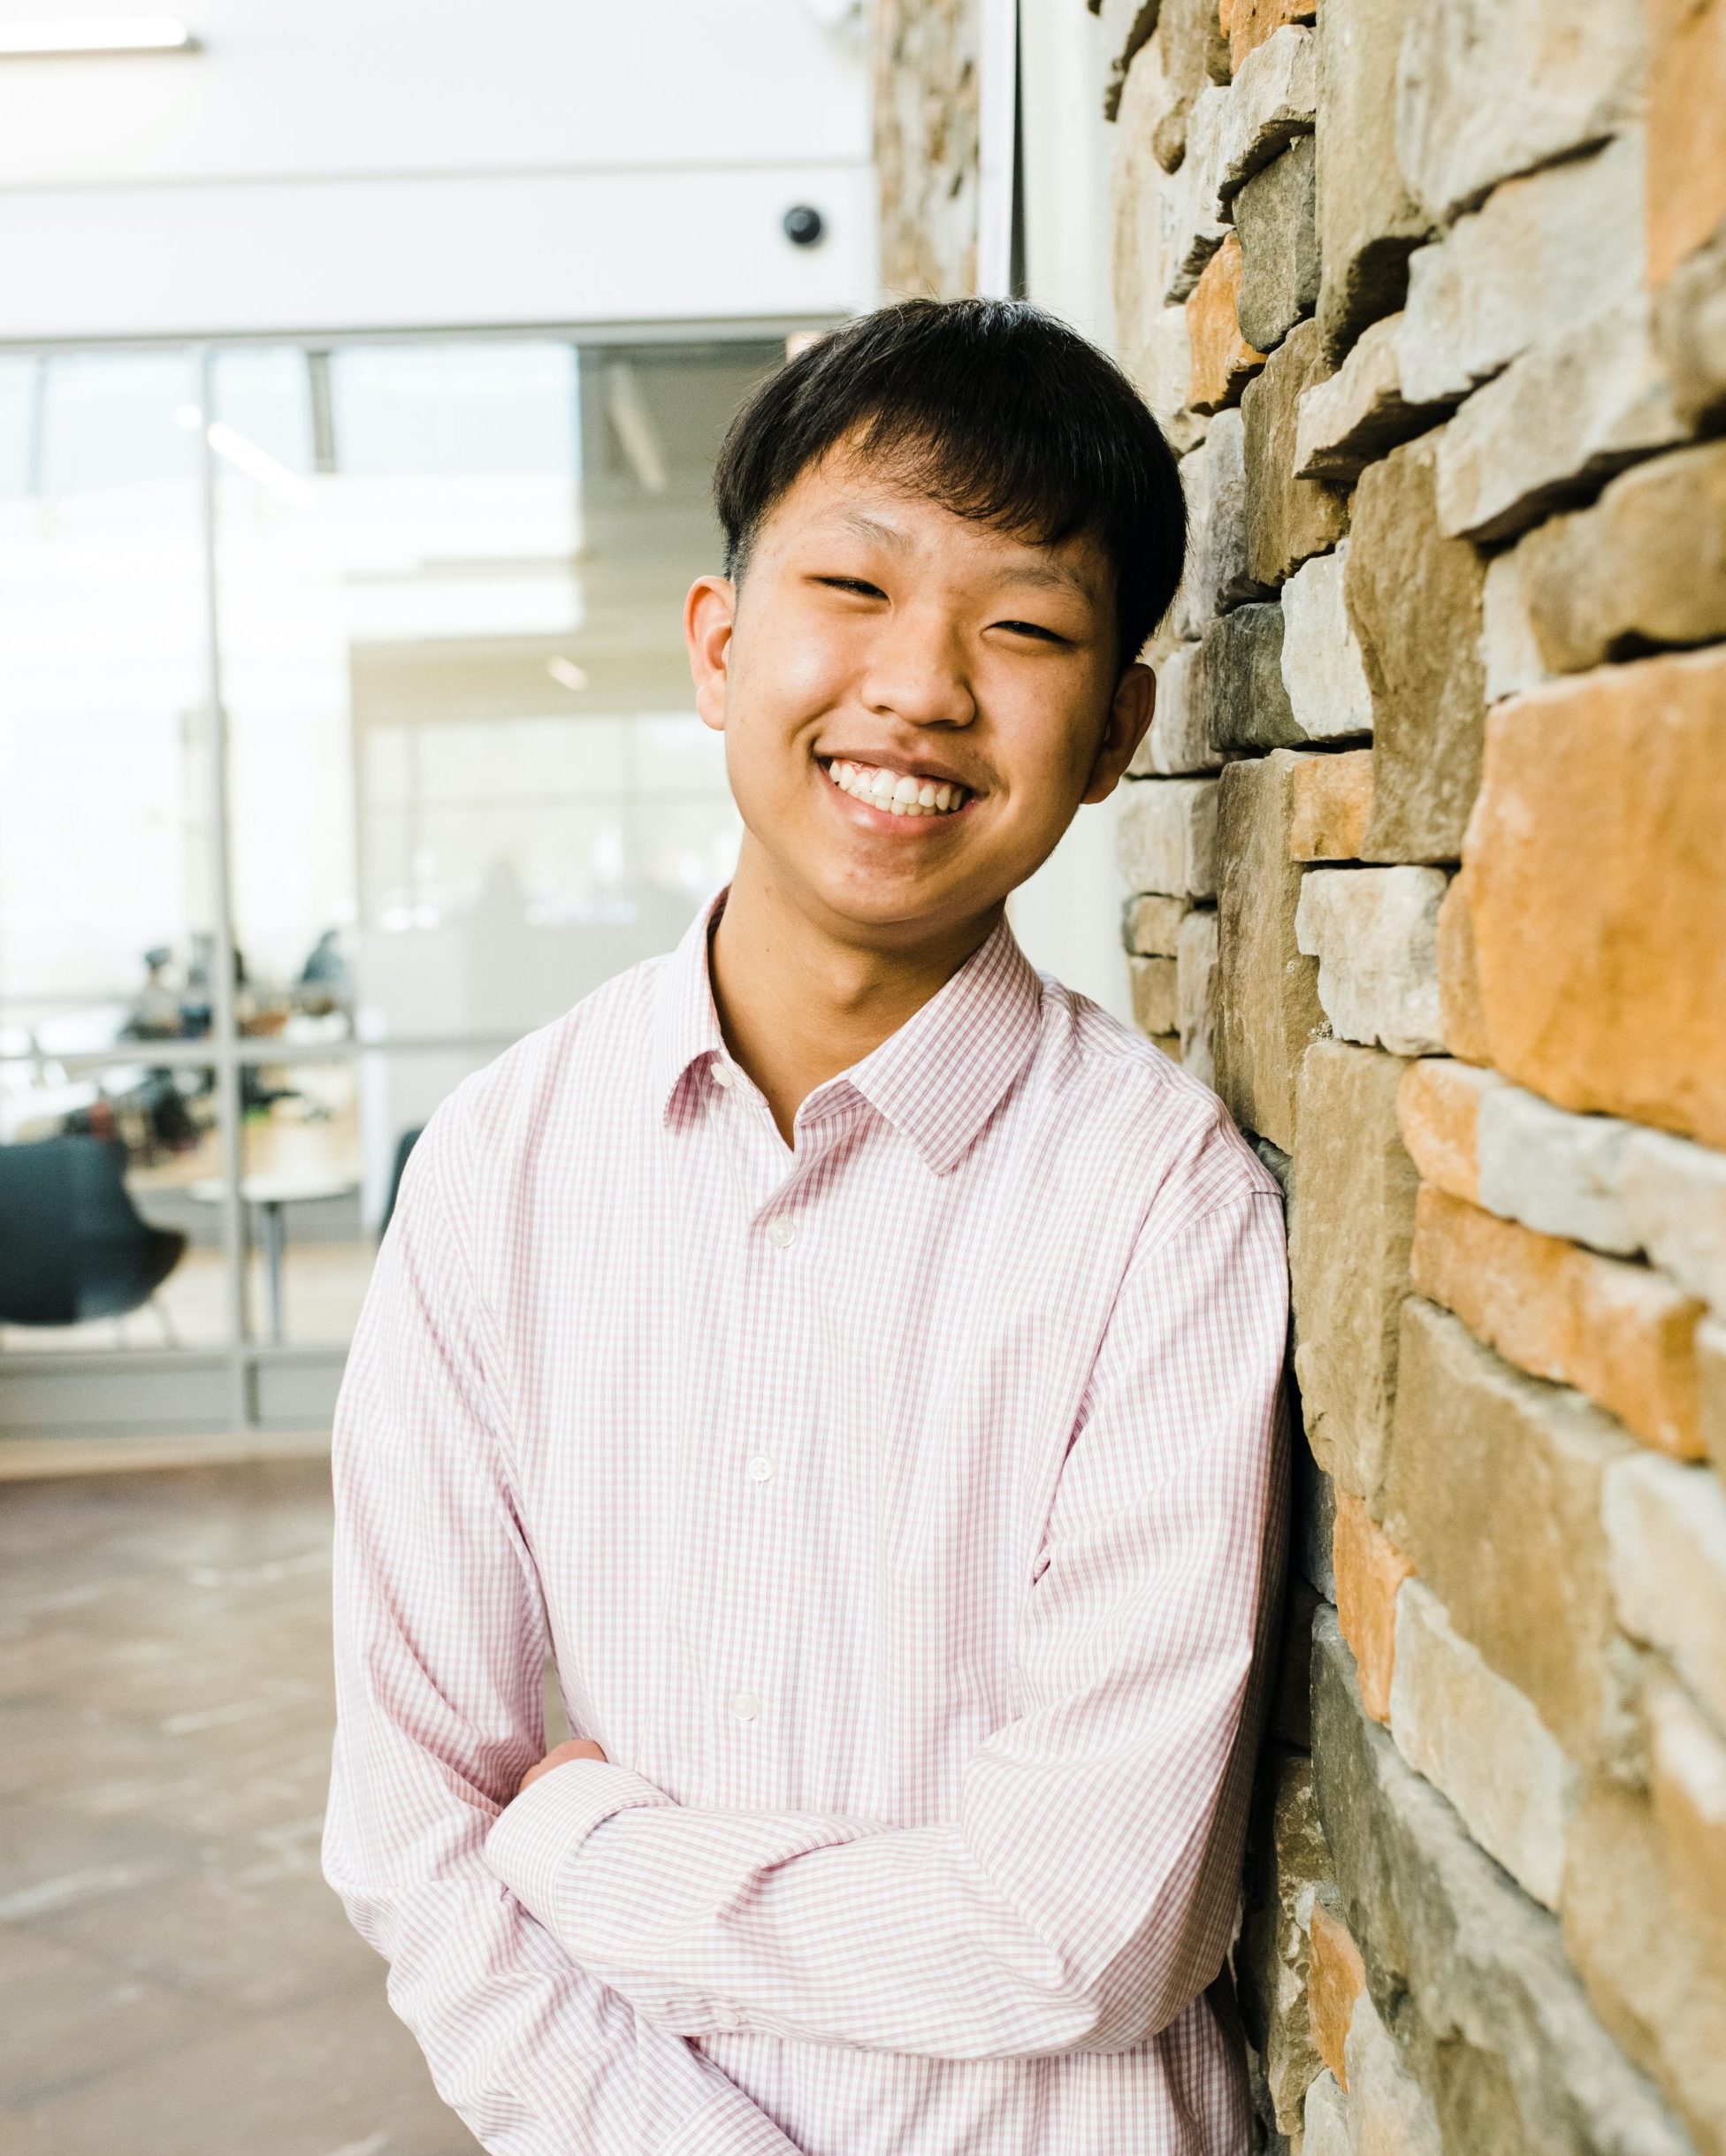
[
  {"left": 174, "top": 403, "right": 311, "bottom": 501},
  {"left": 546, "top": 657, "right": 589, "bottom": 692},
  {"left": 0, "top": 15, "right": 194, "bottom": 54}
]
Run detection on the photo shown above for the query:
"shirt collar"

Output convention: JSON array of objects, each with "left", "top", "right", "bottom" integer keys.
[{"left": 652, "top": 883, "right": 1045, "bottom": 1175}]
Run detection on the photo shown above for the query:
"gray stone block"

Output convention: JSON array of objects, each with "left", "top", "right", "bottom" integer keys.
[
  {"left": 1216, "top": 23, "right": 1317, "bottom": 203},
  {"left": 1311, "top": 1607, "right": 1697, "bottom": 2156},
  {"left": 1174, "top": 410, "right": 1266, "bottom": 637},
  {"left": 1176, "top": 906, "right": 1219, "bottom": 1085},
  {"left": 1116, "top": 775, "right": 1219, "bottom": 898},
  {"left": 1149, "top": 0, "right": 1233, "bottom": 170},
  {"left": 1279, "top": 543, "right": 1374, "bottom": 741},
  {"left": 1294, "top": 868, "right": 1447, "bottom": 1059},
  {"left": 1234, "top": 1746, "right": 1331, "bottom": 2136},
  {"left": 1195, "top": 603, "right": 1302, "bottom": 753},
  {"left": 1242, "top": 320, "right": 1349, "bottom": 587},
  {"left": 1394, "top": 0, "right": 1646, "bottom": 226},
  {"left": 1434, "top": 295, "right": 1688, "bottom": 547},
  {"left": 1475, "top": 1088, "right": 1639, "bottom": 1257},
  {"left": 1344, "top": 426, "right": 1485, "bottom": 862},
  {"left": 1515, "top": 441, "right": 1726, "bottom": 676},
  {"left": 1160, "top": 83, "right": 1232, "bottom": 302},
  {"left": 1236, "top": 136, "right": 1320, "bottom": 354},
  {"left": 1654, "top": 216, "right": 1726, "bottom": 433},
  {"left": 1314, "top": 0, "right": 1432, "bottom": 360},
  {"left": 1132, "top": 640, "right": 1224, "bottom": 776},
  {"left": 1214, "top": 753, "right": 1325, "bottom": 1153},
  {"left": 1294, "top": 313, "right": 1449, "bottom": 482},
  {"left": 1399, "top": 133, "right": 1645, "bottom": 408}
]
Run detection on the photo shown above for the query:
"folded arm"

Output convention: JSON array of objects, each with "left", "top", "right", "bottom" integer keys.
[
  {"left": 486, "top": 1189, "right": 1290, "bottom": 2060},
  {"left": 323, "top": 1111, "right": 805, "bottom": 2155}
]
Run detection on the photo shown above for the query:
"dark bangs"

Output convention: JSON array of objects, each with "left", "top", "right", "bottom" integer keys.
[{"left": 713, "top": 297, "right": 1187, "bottom": 673}]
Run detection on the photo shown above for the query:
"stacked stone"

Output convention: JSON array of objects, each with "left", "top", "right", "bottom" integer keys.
[{"left": 1110, "top": 1, "right": 1726, "bottom": 2149}]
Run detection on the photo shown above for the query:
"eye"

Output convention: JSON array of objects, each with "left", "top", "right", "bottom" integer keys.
[
  {"left": 994, "top": 618, "right": 1072, "bottom": 646},
  {"left": 814, "top": 576, "right": 887, "bottom": 599}
]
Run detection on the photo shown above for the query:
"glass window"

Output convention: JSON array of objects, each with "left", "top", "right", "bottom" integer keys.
[
  {"left": 0, "top": 351, "right": 208, "bottom": 1009},
  {"left": 0, "top": 332, "right": 781, "bottom": 1420},
  {"left": 0, "top": 355, "right": 40, "bottom": 500}
]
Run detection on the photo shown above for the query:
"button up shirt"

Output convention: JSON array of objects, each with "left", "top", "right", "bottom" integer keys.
[{"left": 324, "top": 884, "right": 1289, "bottom": 2156}]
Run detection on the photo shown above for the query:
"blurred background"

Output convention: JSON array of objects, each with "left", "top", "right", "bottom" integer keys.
[
  {"left": 0, "top": 3, "right": 1129, "bottom": 2146},
  {"left": 0, "top": 0, "right": 1124, "bottom": 1452}
]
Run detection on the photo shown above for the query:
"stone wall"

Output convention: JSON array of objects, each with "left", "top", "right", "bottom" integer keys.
[
  {"left": 874, "top": 0, "right": 981, "bottom": 299},
  {"left": 1109, "top": 0, "right": 1726, "bottom": 2148}
]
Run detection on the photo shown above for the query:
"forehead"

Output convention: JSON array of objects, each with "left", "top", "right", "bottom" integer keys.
[{"left": 763, "top": 444, "right": 1111, "bottom": 602}]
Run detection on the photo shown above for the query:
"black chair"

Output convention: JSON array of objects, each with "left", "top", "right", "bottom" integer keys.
[
  {"left": 0, "top": 1136, "right": 186, "bottom": 1330},
  {"left": 378, "top": 1125, "right": 424, "bottom": 1242}
]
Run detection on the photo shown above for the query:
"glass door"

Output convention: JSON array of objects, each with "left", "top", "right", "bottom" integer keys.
[{"left": 0, "top": 332, "right": 781, "bottom": 1437}]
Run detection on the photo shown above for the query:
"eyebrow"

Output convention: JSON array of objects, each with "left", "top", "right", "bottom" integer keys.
[
  {"left": 836, "top": 509, "right": 1097, "bottom": 602},
  {"left": 839, "top": 509, "right": 908, "bottom": 550}
]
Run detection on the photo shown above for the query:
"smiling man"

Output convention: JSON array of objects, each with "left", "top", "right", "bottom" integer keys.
[{"left": 324, "top": 299, "right": 1290, "bottom": 2156}]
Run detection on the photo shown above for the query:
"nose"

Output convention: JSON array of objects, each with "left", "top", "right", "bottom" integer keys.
[{"left": 857, "top": 599, "right": 978, "bottom": 731}]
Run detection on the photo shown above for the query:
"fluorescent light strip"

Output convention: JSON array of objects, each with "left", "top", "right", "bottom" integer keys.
[
  {"left": 0, "top": 16, "right": 192, "bottom": 54},
  {"left": 174, "top": 403, "right": 312, "bottom": 502}
]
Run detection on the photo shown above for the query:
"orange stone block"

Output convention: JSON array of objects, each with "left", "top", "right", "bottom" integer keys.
[
  {"left": 1287, "top": 748, "right": 1376, "bottom": 861},
  {"left": 1306, "top": 1898, "right": 1367, "bottom": 2089},
  {"left": 1465, "top": 650, "right": 1726, "bottom": 1148},
  {"left": 1188, "top": 235, "right": 1266, "bottom": 415},
  {"left": 1435, "top": 872, "right": 1491, "bottom": 1067},
  {"left": 1646, "top": 0, "right": 1726, "bottom": 285},
  {"left": 1395, "top": 1057, "right": 1506, "bottom": 1204},
  {"left": 1410, "top": 1185, "right": 1707, "bottom": 1459},
  {"left": 1226, "top": 0, "right": 1316, "bottom": 72},
  {"left": 1332, "top": 1487, "right": 1413, "bottom": 1723}
]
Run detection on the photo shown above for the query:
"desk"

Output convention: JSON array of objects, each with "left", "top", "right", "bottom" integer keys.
[{"left": 189, "top": 1172, "right": 359, "bottom": 1343}]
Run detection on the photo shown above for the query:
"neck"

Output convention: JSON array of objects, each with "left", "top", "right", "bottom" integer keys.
[{"left": 708, "top": 841, "right": 1004, "bottom": 1143}]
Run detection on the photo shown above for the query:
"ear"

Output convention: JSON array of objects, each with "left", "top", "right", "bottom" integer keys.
[
  {"left": 1080, "top": 662, "right": 1157, "bottom": 804},
  {"left": 685, "top": 575, "right": 737, "bottom": 733}
]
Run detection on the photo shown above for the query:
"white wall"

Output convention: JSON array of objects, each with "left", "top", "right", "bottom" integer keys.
[{"left": 0, "top": 0, "right": 875, "bottom": 341}]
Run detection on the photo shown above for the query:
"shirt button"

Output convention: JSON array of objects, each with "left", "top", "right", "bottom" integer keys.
[
  {"left": 710, "top": 1060, "right": 734, "bottom": 1089},
  {"left": 766, "top": 1217, "right": 797, "bottom": 1248},
  {"left": 714, "top": 2003, "right": 745, "bottom": 2030},
  {"left": 729, "top": 1688, "right": 760, "bottom": 1723},
  {"left": 745, "top": 1453, "right": 775, "bottom": 1483}
]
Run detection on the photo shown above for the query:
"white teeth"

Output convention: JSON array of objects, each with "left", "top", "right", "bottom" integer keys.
[{"left": 822, "top": 759, "right": 968, "bottom": 816}]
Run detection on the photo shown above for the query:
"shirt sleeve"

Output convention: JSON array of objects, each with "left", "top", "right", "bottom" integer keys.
[
  {"left": 321, "top": 1107, "right": 806, "bottom": 2155},
  {"left": 484, "top": 1187, "right": 1290, "bottom": 2061}
]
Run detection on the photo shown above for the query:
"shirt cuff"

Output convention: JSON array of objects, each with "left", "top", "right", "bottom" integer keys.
[{"left": 485, "top": 1757, "right": 671, "bottom": 1924}]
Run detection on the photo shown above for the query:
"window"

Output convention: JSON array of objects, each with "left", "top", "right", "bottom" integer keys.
[{"left": 0, "top": 335, "right": 780, "bottom": 1434}]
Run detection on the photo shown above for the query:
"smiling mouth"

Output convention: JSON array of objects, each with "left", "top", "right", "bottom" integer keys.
[{"left": 818, "top": 756, "right": 974, "bottom": 817}]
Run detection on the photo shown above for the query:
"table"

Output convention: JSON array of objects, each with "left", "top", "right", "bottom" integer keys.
[{"left": 189, "top": 1172, "right": 359, "bottom": 1343}]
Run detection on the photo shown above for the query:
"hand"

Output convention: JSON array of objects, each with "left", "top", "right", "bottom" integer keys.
[{"left": 518, "top": 1738, "right": 607, "bottom": 1795}]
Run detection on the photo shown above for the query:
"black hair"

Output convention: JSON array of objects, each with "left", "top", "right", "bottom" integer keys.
[{"left": 713, "top": 296, "right": 1187, "bottom": 675}]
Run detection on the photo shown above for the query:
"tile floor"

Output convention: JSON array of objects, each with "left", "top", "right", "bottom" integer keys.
[{"left": 0, "top": 1460, "right": 482, "bottom": 2154}]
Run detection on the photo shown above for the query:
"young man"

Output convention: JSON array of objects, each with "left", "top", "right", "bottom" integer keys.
[{"left": 324, "top": 298, "right": 1289, "bottom": 2156}]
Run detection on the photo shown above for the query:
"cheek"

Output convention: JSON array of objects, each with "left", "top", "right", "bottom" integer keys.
[
  {"left": 734, "top": 608, "right": 859, "bottom": 725},
  {"left": 720, "top": 645, "right": 842, "bottom": 808},
  {"left": 989, "top": 678, "right": 1109, "bottom": 803}
]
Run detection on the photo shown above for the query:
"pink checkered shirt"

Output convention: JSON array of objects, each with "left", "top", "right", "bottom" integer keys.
[{"left": 324, "top": 883, "right": 1289, "bottom": 2156}]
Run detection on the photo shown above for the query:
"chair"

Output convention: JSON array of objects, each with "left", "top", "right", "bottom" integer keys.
[
  {"left": 0, "top": 1136, "right": 186, "bottom": 1331},
  {"left": 378, "top": 1125, "right": 424, "bottom": 1242}
]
